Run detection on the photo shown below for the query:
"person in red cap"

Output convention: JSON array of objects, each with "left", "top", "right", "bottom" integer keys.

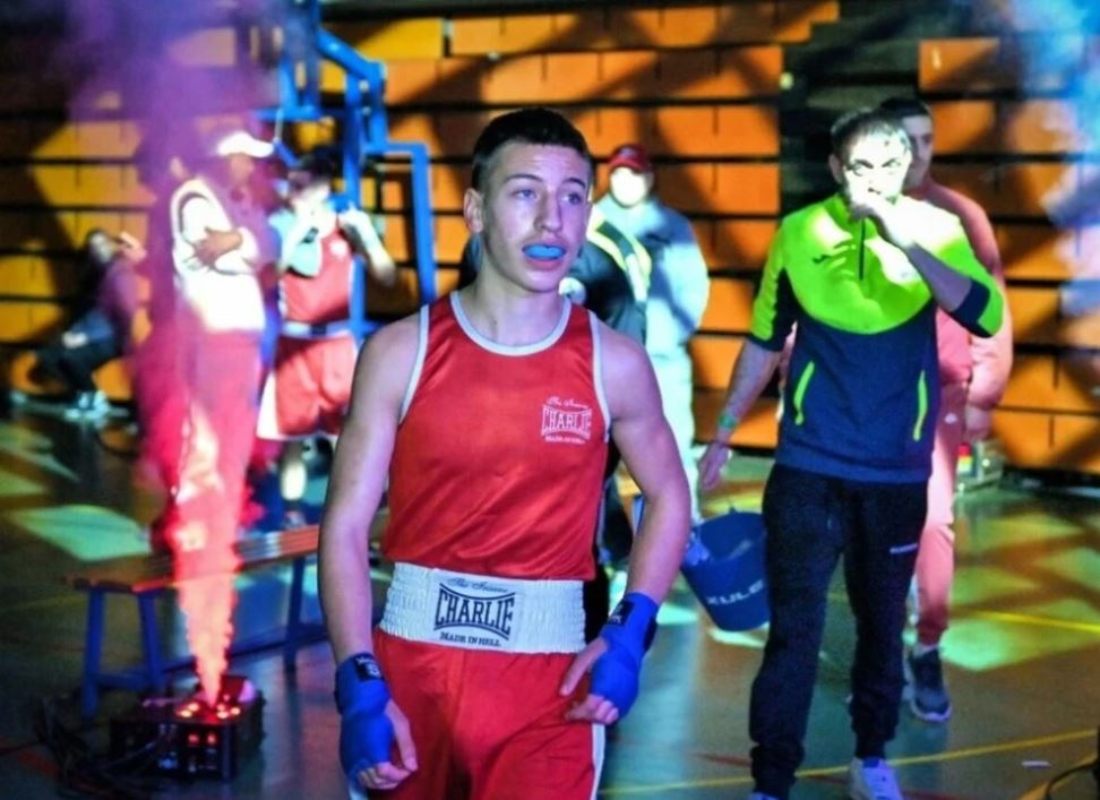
[{"left": 598, "top": 143, "right": 710, "bottom": 524}]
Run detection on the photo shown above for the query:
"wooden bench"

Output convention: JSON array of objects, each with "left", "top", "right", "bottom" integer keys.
[{"left": 65, "top": 525, "right": 328, "bottom": 718}]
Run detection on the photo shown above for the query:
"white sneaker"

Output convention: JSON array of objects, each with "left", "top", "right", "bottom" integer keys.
[{"left": 848, "top": 757, "right": 903, "bottom": 800}]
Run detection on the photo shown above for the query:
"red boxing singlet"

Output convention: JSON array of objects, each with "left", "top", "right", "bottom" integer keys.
[
  {"left": 384, "top": 294, "right": 610, "bottom": 580},
  {"left": 281, "top": 228, "right": 353, "bottom": 324}
]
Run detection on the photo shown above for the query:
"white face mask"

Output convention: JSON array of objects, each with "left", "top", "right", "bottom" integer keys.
[{"left": 609, "top": 167, "right": 652, "bottom": 208}]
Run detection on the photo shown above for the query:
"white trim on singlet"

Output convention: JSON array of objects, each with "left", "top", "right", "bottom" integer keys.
[
  {"left": 588, "top": 312, "right": 611, "bottom": 442},
  {"left": 589, "top": 724, "right": 606, "bottom": 800},
  {"left": 398, "top": 305, "right": 430, "bottom": 423},
  {"left": 449, "top": 292, "right": 571, "bottom": 356}
]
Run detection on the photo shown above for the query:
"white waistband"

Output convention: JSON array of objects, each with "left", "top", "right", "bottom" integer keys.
[{"left": 379, "top": 563, "right": 586, "bottom": 654}]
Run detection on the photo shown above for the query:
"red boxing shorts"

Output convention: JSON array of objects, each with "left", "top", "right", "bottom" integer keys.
[
  {"left": 258, "top": 334, "right": 356, "bottom": 439},
  {"left": 370, "top": 629, "right": 604, "bottom": 800}
]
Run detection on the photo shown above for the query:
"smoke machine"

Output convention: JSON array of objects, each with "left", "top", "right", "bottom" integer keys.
[{"left": 109, "top": 675, "right": 264, "bottom": 780}]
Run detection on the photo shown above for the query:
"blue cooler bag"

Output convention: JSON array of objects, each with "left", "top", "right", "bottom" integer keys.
[{"left": 681, "top": 510, "right": 769, "bottom": 631}]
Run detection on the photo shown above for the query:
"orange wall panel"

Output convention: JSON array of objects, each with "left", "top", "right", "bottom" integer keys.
[
  {"left": 701, "top": 277, "right": 756, "bottom": 333},
  {"left": 652, "top": 106, "right": 778, "bottom": 157},
  {"left": 385, "top": 59, "right": 483, "bottom": 106},
  {"left": 606, "top": 7, "right": 714, "bottom": 49},
  {"left": 1051, "top": 415, "right": 1100, "bottom": 473},
  {"left": 595, "top": 51, "right": 659, "bottom": 101},
  {"left": 481, "top": 55, "right": 548, "bottom": 104},
  {"left": 1000, "top": 354, "right": 1059, "bottom": 411},
  {"left": 451, "top": 15, "right": 557, "bottom": 56},
  {"left": 711, "top": 219, "right": 777, "bottom": 269},
  {"left": 375, "top": 212, "right": 469, "bottom": 266},
  {"left": 775, "top": 1, "right": 841, "bottom": 43},
  {"left": 0, "top": 301, "right": 66, "bottom": 343},
  {"left": 1057, "top": 354, "right": 1100, "bottom": 413},
  {"left": 998, "top": 223, "right": 1076, "bottom": 281},
  {"left": 378, "top": 213, "right": 410, "bottom": 263},
  {"left": 573, "top": 107, "right": 648, "bottom": 159},
  {"left": 541, "top": 53, "right": 605, "bottom": 103},
  {"left": 991, "top": 409, "right": 1054, "bottom": 467},
  {"left": 92, "top": 358, "right": 133, "bottom": 401},
  {"left": 373, "top": 164, "right": 468, "bottom": 213},
  {"left": 1002, "top": 100, "right": 1079, "bottom": 155},
  {"left": 714, "top": 164, "right": 781, "bottom": 214},
  {"left": 656, "top": 163, "right": 779, "bottom": 215},
  {"left": 690, "top": 334, "right": 743, "bottom": 390},
  {"left": 993, "top": 163, "right": 1076, "bottom": 217},
  {"left": 716, "top": 3, "right": 778, "bottom": 44},
  {"left": 931, "top": 100, "right": 998, "bottom": 154},
  {"left": 1059, "top": 309, "right": 1100, "bottom": 348},
  {"left": 936, "top": 162, "right": 1073, "bottom": 218},
  {"left": 330, "top": 19, "right": 445, "bottom": 60},
  {"left": 931, "top": 164, "right": 1002, "bottom": 214},
  {"left": 919, "top": 38, "right": 1006, "bottom": 93},
  {"left": 0, "top": 254, "right": 64, "bottom": 298},
  {"left": 388, "top": 111, "right": 493, "bottom": 158},
  {"left": 1008, "top": 286, "right": 1060, "bottom": 345},
  {"left": 716, "top": 46, "right": 784, "bottom": 98},
  {"left": 431, "top": 164, "right": 469, "bottom": 211},
  {"left": 435, "top": 215, "right": 470, "bottom": 264}
]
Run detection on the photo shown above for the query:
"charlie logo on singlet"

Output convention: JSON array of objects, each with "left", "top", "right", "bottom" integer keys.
[
  {"left": 433, "top": 578, "right": 517, "bottom": 648},
  {"left": 540, "top": 396, "right": 592, "bottom": 445}
]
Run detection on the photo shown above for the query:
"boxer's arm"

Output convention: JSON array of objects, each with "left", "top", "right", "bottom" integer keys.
[
  {"left": 320, "top": 313, "right": 420, "bottom": 790},
  {"left": 319, "top": 316, "right": 416, "bottom": 661},
  {"left": 560, "top": 322, "right": 690, "bottom": 723},
  {"left": 603, "top": 326, "right": 692, "bottom": 604}
]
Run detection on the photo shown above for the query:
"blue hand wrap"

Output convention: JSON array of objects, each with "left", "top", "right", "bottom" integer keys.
[
  {"left": 591, "top": 592, "right": 658, "bottom": 717},
  {"left": 335, "top": 652, "right": 394, "bottom": 781}
]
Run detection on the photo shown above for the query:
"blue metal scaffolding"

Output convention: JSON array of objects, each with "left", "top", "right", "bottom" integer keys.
[{"left": 257, "top": 0, "right": 437, "bottom": 340}]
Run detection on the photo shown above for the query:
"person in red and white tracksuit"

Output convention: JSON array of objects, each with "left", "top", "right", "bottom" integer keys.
[
  {"left": 880, "top": 97, "right": 1013, "bottom": 724},
  {"left": 320, "top": 108, "right": 691, "bottom": 799},
  {"left": 260, "top": 150, "right": 396, "bottom": 521}
]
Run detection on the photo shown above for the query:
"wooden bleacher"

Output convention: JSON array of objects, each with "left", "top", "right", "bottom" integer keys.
[{"left": 64, "top": 526, "right": 330, "bottom": 718}]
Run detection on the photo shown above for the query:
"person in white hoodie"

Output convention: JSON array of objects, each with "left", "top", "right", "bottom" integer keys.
[
  {"left": 597, "top": 144, "right": 710, "bottom": 523},
  {"left": 160, "top": 126, "right": 278, "bottom": 555}
]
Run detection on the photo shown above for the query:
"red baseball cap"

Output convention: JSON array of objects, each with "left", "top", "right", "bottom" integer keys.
[{"left": 608, "top": 143, "right": 652, "bottom": 174}]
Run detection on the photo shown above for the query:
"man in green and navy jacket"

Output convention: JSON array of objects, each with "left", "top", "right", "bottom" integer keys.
[{"left": 698, "top": 108, "right": 1003, "bottom": 800}]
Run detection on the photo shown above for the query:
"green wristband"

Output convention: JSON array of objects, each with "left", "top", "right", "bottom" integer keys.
[{"left": 717, "top": 409, "right": 738, "bottom": 431}]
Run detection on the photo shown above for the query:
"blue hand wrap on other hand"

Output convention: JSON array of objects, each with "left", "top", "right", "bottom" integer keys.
[
  {"left": 335, "top": 652, "right": 394, "bottom": 782},
  {"left": 591, "top": 592, "right": 658, "bottom": 718}
]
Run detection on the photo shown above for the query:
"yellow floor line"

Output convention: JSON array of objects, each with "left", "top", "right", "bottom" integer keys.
[
  {"left": 966, "top": 609, "right": 1100, "bottom": 635},
  {"left": 825, "top": 592, "right": 1100, "bottom": 634},
  {"left": 600, "top": 729, "right": 1096, "bottom": 795}
]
